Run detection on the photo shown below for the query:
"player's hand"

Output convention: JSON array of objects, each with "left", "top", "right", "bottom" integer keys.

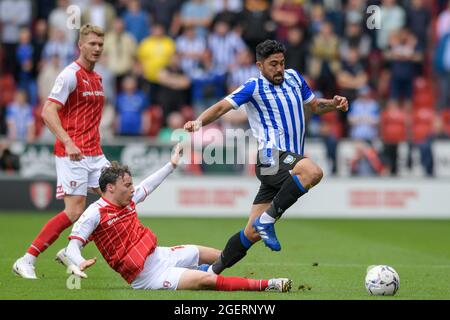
[
  {"left": 183, "top": 120, "right": 202, "bottom": 132},
  {"left": 65, "top": 141, "right": 84, "bottom": 161},
  {"left": 333, "top": 95, "right": 348, "bottom": 112},
  {"left": 80, "top": 257, "right": 96, "bottom": 271},
  {"left": 170, "top": 143, "right": 184, "bottom": 167}
]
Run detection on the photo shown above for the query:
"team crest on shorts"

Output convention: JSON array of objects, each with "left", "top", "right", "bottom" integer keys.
[
  {"left": 70, "top": 181, "right": 77, "bottom": 187},
  {"left": 163, "top": 281, "right": 172, "bottom": 288},
  {"left": 283, "top": 155, "right": 295, "bottom": 165}
]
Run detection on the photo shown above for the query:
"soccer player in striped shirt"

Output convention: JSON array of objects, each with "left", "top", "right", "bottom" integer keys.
[
  {"left": 64, "top": 145, "right": 292, "bottom": 292},
  {"left": 184, "top": 40, "right": 348, "bottom": 275},
  {"left": 13, "top": 25, "right": 110, "bottom": 279}
]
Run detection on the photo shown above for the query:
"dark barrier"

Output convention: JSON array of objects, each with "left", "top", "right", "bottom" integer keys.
[{"left": 0, "top": 178, "right": 97, "bottom": 211}]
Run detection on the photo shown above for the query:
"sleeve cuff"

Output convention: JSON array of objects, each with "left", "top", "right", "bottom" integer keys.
[
  {"left": 68, "top": 236, "right": 87, "bottom": 245},
  {"left": 47, "top": 98, "right": 65, "bottom": 107},
  {"left": 224, "top": 97, "right": 239, "bottom": 109},
  {"left": 304, "top": 94, "right": 315, "bottom": 104}
]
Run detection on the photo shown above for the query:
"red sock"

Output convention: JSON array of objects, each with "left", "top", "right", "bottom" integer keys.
[
  {"left": 26, "top": 211, "right": 73, "bottom": 257},
  {"left": 215, "top": 275, "right": 269, "bottom": 291}
]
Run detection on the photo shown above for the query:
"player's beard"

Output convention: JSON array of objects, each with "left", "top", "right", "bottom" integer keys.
[{"left": 272, "top": 74, "right": 284, "bottom": 85}]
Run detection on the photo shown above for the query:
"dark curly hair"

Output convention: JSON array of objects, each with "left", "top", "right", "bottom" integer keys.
[
  {"left": 99, "top": 161, "right": 131, "bottom": 193},
  {"left": 255, "top": 40, "right": 286, "bottom": 62}
]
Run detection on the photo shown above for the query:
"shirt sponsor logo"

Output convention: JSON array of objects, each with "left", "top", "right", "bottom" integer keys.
[{"left": 82, "top": 91, "right": 104, "bottom": 97}]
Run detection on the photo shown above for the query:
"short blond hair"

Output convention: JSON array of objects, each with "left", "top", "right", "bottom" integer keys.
[{"left": 79, "top": 24, "right": 104, "bottom": 42}]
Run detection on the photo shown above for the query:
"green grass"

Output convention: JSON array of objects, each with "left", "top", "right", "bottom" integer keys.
[{"left": 1, "top": 213, "right": 450, "bottom": 300}]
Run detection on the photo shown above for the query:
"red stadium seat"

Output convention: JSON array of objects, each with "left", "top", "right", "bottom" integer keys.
[
  {"left": 320, "top": 112, "right": 344, "bottom": 139},
  {"left": 412, "top": 107, "right": 435, "bottom": 143},
  {"left": 0, "top": 74, "right": 16, "bottom": 107},
  {"left": 441, "top": 109, "right": 450, "bottom": 136},
  {"left": 145, "top": 105, "right": 163, "bottom": 137},
  {"left": 413, "top": 77, "right": 435, "bottom": 109}
]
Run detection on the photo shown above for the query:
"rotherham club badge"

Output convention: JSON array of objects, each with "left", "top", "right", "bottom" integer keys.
[{"left": 30, "top": 182, "right": 52, "bottom": 210}]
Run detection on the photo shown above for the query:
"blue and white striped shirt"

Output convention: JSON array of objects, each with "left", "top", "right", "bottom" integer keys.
[{"left": 225, "top": 69, "right": 314, "bottom": 157}]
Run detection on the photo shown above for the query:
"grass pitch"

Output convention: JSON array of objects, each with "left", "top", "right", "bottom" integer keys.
[{"left": 1, "top": 213, "right": 450, "bottom": 300}]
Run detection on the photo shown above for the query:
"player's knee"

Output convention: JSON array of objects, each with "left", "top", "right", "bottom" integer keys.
[
  {"left": 311, "top": 166, "right": 323, "bottom": 185},
  {"left": 198, "top": 274, "right": 217, "bottom": 290},
  {"left": 64, "top": 210, "right": 83, "bottom": 222}
]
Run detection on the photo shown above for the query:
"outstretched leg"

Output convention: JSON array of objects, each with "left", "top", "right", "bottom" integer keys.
[{"left": 177, "top": 270, "right": 291, "bottom": 292}]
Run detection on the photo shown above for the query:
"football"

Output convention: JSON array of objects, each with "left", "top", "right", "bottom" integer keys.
[{"left": 365, "top": 265, "right": 400, "bottom": 296}]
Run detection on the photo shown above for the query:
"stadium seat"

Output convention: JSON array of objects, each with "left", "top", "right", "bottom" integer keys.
[
  {"left": 441, "top": 109, "right": 450, "bottom": 136},
  {"left": 0, "top": 74, "right": 16, "bottom": 107},
  {"left": 145, "top": 105, "right": 163, "bottom": 137},
  {"left": 412, "top": 107, "right": 435, "bottom": 143},
  {"left": 413, "top": 77, "right": 435, "bottom": 109},
  {"left": 320, "top": 111, "right": 344, "bottom": 139},
  {"left": 180, "top": 105, "right": 194, "bottom": 122}
]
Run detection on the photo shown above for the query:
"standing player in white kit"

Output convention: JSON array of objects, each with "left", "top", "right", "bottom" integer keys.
[{"left": 13, "top": 24, "right": 109, "bottom": 279}]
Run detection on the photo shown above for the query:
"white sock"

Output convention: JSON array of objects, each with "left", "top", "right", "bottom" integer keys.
[
  {"left": 207, "top": 265, "right": 218, "bottom": 275},
  {"left": 23, "top": 253, "right": 37, "bottom": 265},
  {"left": 259, "top": 212, "right": 276, "bottom": 224}
]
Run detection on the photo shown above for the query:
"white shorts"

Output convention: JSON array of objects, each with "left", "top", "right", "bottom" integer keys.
[
  {"left": 131, "top": 245, "right": 199, "bottom": 290},
  {"left": 55, "top": 155, "right": 110, "bottom": 199}
]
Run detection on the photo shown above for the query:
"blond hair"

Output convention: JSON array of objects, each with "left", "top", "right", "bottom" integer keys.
[{"left": 79, "top": 24, "right": 104, "bottom": 42}]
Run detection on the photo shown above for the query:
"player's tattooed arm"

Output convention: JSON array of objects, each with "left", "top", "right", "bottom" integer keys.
[{"left": 307, "top": 96, "right": 349, "bottom": 114}]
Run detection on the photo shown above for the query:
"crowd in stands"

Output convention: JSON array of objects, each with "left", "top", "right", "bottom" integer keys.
[{"left": 1, "top": 0, "right": 450, "bottom": 176}]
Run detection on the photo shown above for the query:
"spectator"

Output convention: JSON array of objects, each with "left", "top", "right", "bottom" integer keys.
[
  {"left": 284, "top": 27, "right": 309, "bottom": 73},
  {"left": 122, "top": 0, "right": 150, "bottom": 43},
  {"left": 37, "top": 54, "right": 61, "bottom": 103},
  {"left": 210, "top": 0, "right": 241, "bottom": 29},
  {"left": 344, "top": 0, "right": 365, "bottom": 26},
  {"left": 227, "top": 49, "right": 259, "bottom": 92},
  {"left": 406, "top": 0, "right": 431, "bottom": 50},
  {"left": 103, "top": 17, "right": 137, "bottom": 83},
  {"left": 208, "top": 20, "right": 246, "bottom": 76},
  {"left": 16, "top": 28, "right": 38, "bottom": 106},
  {"left": 0, "top": 143, "right": 20, "bottom": 173},
  {"left": 157, "top": 53, "right": 191, "bottom": 122},
  {"left": 340, "top": 22, "right": 371, "bottom": 63},
  {"left": 42, "top": 27, "right": 77, "bottom": 68},
  {"left": 308, "top": 3, "right": 326, "bottom": 36},
  {"left": 115, "top": 75, "right": 149, "bottom": 136},
  {"left": 180, "top": 0, "right": 214, "bottom": 38},
  {"left": 433, "top": 32, "right": 450, "bottom": 109},
  {"left": 81, "top": 0, "right": 116, "bottom": 32},
  {"left": 380, "top": 101, "right": 408, "bottom": 175},
  {"left": 95, "top": 55, "right": 116, "bottom": 106},
  {"left": 437, "top": 0, "right": 450, "bottom": 40},
  {"left": 32, "top": 19, "right": 49, "bottom": 77},
  {"left": 145, "top": 0, "right": 182, "bottom": 37},
  {"left": 176, "top": 25, "right": 207, "bottom": 78},
  {"left": 190, "top": 50, "right": 226, "bottom": 116},
  {"left": 309, "top": 21, "right": 340, "bottom": 98},
  {"left": 411, "top": 107, "right": 435, "bottom": 176},
  {"left": 271, "top": 0, "right": 307, "bottom": 43},
  {"left": 348, "top": 86, "right": 380, "bottom": 142},
  {"left": 384, "top": 28, "right": 423, "bottom": 110},
  {"left": 337, "top": 46, "right": 368, "bottom": 104},
  {"left": 6, "top": 90, "right": 35, "bottom": 142},
  {"left": 350, "top": 141, "right": 385, "bottom": 176},
  {"left": 48, "top": 0, "right": 77, "bottom": 44},
  {"left": 237, "top": 0, "right": 276, "bottom": 52},
  {"left": 157, "top": 111, "right": 188, "bottom": 143},
  {"left": 137, "top": 24, "right": 176, "bottom": 85},
  {"left": 377, "top": 0, "right": 406, "bottom": 50},
  {"left": 0, "top": 0, "right": 32, "bottom": 77}
]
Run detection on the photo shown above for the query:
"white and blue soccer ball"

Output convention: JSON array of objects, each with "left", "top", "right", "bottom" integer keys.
[{"left": 365, "top": 265, "right": 400, "bottom": 296}]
